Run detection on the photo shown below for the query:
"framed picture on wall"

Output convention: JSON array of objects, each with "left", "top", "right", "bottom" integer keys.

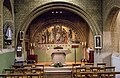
[
  {"left": 94, "top": 35, "right": 102, "bottom": 49},
  {"left": 20, "top": 31, "right": 24, "bottom": 40}
]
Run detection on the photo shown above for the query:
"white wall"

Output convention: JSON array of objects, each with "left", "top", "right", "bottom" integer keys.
[{"left": 111, "top": 53, "right": 120, "bottom": 78}]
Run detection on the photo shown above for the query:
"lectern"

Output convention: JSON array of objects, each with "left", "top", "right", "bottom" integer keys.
[{"left": 71, "top": 44, "right": 79, "bottom": 64}]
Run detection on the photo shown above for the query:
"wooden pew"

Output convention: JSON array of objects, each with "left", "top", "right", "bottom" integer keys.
[
  {"left": 76, "top": 67, "right": 86, "bottom": 78},
  {"left": 26, "top": 73, "right": 41, "bottom": 78},
  {"left": 0, "top": 74, "right": 23, "bottom": 78},
  {"left": 76, "top": 71, "right": 120, "bottom": 78},
  {"left": 72, "top": 64, "right": 81, "bottom": 78},
  {"left": 35, "top": 64, "right": 44, "bottom": 78},
  {"left": 97, "top": 63, "right": 106, "bottom": 68},
  {"left": 0, "top": 73, "right": 41, "bottom": 78},
  {"left": 4, "top": 68, "right": 15, "bottom": 74},
  {"left": 84, "top": 63, "right": 94, "bottom": 67}
]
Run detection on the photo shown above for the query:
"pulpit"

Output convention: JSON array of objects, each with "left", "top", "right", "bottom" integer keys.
[{"left": 47, "top": 48, "right": 71, "bottom": 64}]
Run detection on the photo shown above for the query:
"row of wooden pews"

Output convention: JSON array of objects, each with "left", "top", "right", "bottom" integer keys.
[
  {"left": 0, "top": 64, "right": 44, "bottom": 78},
  {"left": 1, "top": 62, "right": 120, "bottom": 78},
  {"left": 72, "top": 63, "right": 120, "bottom": 78}
]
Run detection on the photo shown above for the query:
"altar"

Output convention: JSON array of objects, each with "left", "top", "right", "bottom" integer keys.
[{"left": 47, "top": 48, "right": 71, "bottom": 64}]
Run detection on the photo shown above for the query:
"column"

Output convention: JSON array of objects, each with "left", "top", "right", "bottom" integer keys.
[{"left": 0, "top": 0, "right": 3, "bottom": 49}]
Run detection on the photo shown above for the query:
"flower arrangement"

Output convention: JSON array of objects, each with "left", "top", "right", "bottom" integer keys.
[{"left": 53, "top": 62, "right": 63, "bottom": 67}]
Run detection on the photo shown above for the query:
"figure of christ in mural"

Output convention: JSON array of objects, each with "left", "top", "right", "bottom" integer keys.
[
  {"left": 62, "top": 28, "right": 68, "bottom": 44},
  {"left": 55, "top": 26, "right": 62, "bottom": 43}
]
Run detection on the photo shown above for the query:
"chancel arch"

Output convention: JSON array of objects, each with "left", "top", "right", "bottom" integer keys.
[
  {"left": 23, "top": 9, "right": 92, "bottom": 62},
  {"left": 16, "top": 2, "right": 100, "bottom": 63},
  {"left": 19, "top": 2, "right": 101, "bottom": 35}
]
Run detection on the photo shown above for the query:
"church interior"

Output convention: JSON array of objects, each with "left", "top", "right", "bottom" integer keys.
[{"left": 0, "top": 0, "right": 120, "bottom": 78}]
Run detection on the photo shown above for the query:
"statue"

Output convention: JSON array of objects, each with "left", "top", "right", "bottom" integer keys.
[
  {"left": 5, "top": 26, "right": 12, "bottom": 41},
  {"left": 5, "top": 26, "right": 12, "bottom": 45}
]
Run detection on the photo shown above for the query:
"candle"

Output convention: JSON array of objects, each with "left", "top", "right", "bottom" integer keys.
[
  {"left": 82, "top": 42, "right": 84, "bottom": 46},
  {"left": 84, "top": 42, "right": 86, "bottom": 46}
]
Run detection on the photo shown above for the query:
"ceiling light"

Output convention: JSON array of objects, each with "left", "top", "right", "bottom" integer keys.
[
  {"left": 56, "top": 11, "right": 58, "bottom": 13},
  {"left": 52, "top": 11, "right": 54, "bottom": 13},
  {"left": 60, "top": 11, "right": 62, "bottom": 13}
]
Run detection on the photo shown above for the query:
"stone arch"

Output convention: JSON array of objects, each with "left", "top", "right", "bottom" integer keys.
[
  {"left": 15, "top": 2, "right": 102, "bottom": 55},
  {"left": 18, "top": 2, "right": 101, "bottom": 38},
  {"left": 103, "top": 7, "right": 120, "bottom": 52}
]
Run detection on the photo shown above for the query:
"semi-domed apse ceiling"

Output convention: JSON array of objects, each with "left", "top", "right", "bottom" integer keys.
[{"left": 25, "top": 9, "right": 93, "bottom": 49}]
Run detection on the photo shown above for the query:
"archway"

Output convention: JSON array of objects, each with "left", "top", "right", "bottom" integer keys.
[
  {"left": 103, "top": 7, "right": 120, "bottom": 53},
  {"left": 16, "top": 2, "right": 100, "bottom": 63},
  {"left": 18, "top": 2, "right": 101, "bottom": 37}
]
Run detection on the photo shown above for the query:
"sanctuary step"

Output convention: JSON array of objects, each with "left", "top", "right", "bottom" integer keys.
[
  {"left": 45, "top": 72, "right": 71, "bottom": 78},
  {"left": 44, "top": 66, "right": 72, "bottom": 72},
  {"left": 44, "top": 66, "right": 72, "bottom": 78}
]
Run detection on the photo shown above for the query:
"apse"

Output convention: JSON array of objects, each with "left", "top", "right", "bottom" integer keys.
[{"left": 25, "top": 9, "right": 93, "bottom": 62}]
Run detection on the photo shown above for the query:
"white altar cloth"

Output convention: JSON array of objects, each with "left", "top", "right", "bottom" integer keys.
[{"left": 46, "top": 49, "right": 71, "bottom": 64}]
